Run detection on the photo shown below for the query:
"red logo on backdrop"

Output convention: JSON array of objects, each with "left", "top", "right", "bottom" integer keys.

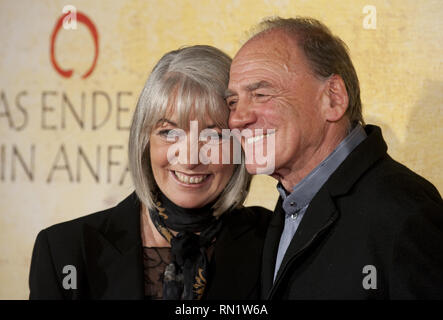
[{"left": 50, "top": 11, "right": 99, "bottom": 79}]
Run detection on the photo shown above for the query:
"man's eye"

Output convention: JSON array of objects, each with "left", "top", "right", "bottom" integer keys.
[{"left": 253, "top": 92, "right": 270, "bottom": 100}]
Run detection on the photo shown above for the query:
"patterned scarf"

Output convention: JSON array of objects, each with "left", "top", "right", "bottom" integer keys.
[{"left": 148, "top": 192, "right": 222, "bottom": 300}]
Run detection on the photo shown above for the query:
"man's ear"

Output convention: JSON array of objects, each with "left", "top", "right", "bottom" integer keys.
[{"left": 322, "top": 74, "right": 349, "bottom": 122}]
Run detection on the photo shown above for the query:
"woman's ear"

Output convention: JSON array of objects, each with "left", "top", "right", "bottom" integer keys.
[{"left": 322, "top": 74, "right": 349, "bottom": 122}]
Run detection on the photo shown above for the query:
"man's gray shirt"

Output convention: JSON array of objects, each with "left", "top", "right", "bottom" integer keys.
[{"left": 273, "top": 124, "right": 368, "bottom": 281}]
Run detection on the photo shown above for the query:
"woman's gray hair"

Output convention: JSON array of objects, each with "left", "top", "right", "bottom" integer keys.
[{"left": 129, "top": 45, "right": 251, "bottom": 216}]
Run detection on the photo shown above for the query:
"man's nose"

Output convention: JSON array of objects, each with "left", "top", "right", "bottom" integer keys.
[{"left": 228, "top": 101, "right": 257, "bottom": 130}]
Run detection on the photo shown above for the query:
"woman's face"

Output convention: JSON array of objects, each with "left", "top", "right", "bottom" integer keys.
[{"left": 149, "top": 108, "right": 235, "bottom": 209}]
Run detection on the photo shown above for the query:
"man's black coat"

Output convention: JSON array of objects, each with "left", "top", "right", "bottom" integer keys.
[{"left": 262, "top": 125, "right": 443, "bottom": 299}]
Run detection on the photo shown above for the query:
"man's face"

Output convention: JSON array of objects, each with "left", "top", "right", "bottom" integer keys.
[{"left": 227, "top": 31, "right": 328, "bottom": 182}]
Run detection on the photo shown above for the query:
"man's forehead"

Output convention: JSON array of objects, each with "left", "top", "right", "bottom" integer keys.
[
  {"left": 235, "top": 29, "right": 296, "bottom": 60},
  {"left": 229, "top": 33, "right": 308, "bottom": 86},
  {"left": 232, "top": 40, "right": 302, "bottom": 78}
]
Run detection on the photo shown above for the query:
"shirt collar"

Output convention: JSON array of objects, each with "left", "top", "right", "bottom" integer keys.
[{"left": 277, "top": 124, "right": 367, "bottom": 215}]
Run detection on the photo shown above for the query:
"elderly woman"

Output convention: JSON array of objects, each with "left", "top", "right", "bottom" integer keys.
[{"left": 29, "top": 45, "right": 270, "bottom": 300}]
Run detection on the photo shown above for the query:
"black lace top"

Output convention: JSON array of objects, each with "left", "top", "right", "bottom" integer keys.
[
  {"left": 143, "top": 247, "right": 171, "bottom": 299},
  {"left": 143, "top": 245, "right": 215, "bottom": 299}
]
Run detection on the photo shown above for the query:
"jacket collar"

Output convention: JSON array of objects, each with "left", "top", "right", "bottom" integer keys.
[
  {"left": 82, "top": 192, "right": 145, "bottom": 299},
  {"left": 326, "top": 125, "right": 387, "bottom": 197},
  {"left": 262, "top": 125, "right": 388, "bottom": 299}
]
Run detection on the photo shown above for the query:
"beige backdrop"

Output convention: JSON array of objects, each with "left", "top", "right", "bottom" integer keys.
[{"left": 0, "top": 0, "right": 442, "bottom": 299}]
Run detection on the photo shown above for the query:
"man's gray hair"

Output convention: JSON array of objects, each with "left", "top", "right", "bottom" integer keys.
[
  {"left": 248, "top": 16, "right": 364, "bottom": 126},
  {"left": 129, "top": 45, "right": 251, "bottom": 216}
]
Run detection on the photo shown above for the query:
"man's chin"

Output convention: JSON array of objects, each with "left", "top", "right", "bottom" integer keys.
[{"left": 245, "top": 163, "right": 275, "bottom": 175}]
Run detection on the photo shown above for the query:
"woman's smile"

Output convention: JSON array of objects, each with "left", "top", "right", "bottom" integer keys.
[{"left": 170, "top": 170, "right": 212, "bottom": 187}]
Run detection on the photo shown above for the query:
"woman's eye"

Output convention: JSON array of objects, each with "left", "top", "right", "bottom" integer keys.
[
  {"left": 201, "top": 131, "right": 219, "bottom": 140},
  {"left": 200, "top": 130, "right": 229, "bottom": 145},
  {"left": 227, "top": 99, "right": 237, "bottom": 109},
  {"left": 157, "top": 129, "right": 170, "bottom": 136},
  {"left": 158, "top": 129, "right": 184, "bottom": 140}
]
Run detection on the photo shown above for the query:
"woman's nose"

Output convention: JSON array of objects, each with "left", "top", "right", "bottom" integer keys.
[{"left": 182, "top": 135, "right": 205, "bottom": 168}]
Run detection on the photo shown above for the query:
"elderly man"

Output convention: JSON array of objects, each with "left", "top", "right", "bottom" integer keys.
[{"left": 227, "top": 17, "right": 443, "bottom": 299}]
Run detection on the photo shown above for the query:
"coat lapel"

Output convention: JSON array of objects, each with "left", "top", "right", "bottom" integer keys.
[
  {"left": 82, "top": 193, "right": 145, "bottom": 299},
  {"left": 261, "top": 197, "right": 285, "bottom": 299},
  {"left": 268, "top": 188, "right": 338, "bottom": 299}
]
